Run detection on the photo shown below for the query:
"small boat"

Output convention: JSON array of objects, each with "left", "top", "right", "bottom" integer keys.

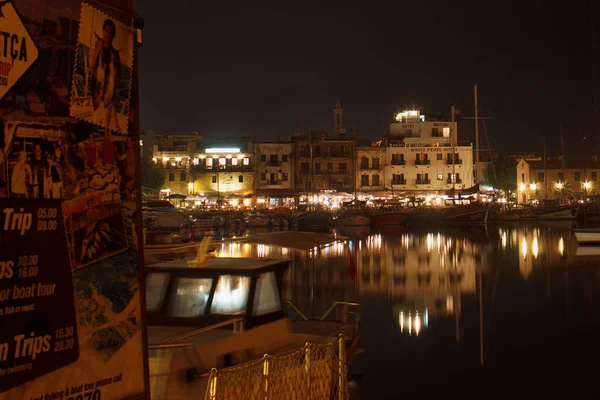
[
  {"left": 573, "top": 228, "right": 600, "bottom": 245},
  {"left": 244, "top": 212, "right": 272, "bottom": 227},
  {"left": 370, "top": 202, "right": 411, "bottom": 228},
  {"left": 336, "top": 210, "right": 371, "bottom": 227},
  {"left": 533, "top": 205, "right": 580, "bottom": 221},
  {"left": 440, "top": 201, "right": 490, "bottom": 224},
  {"left": 576, "top": 245, "right": 600, "bottom": 258},
  {"left": 146, "top": 244, "right": 360, "bottom": 399},
  {"left": 293, "top": 211, "right": 331, "bottom": 232}
]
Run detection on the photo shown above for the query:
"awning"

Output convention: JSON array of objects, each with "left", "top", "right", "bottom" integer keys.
[
  {"left": 232, "top": 231, "right": 350, "bottom": 251},
  {"left": 255, "top": 189, "right": 295, "bottom": 197},
  {"left": 166, "top": 193, "right": 186, "bottom": 199}
]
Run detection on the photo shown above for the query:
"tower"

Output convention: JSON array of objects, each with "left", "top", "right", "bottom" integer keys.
[{"left": 334, "top": 100, "right": 344, "bottom": 137}]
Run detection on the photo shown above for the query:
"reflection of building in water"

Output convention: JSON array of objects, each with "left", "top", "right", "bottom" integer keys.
[
  {"left": 215, "top": 241, "right": 356, "bottom": 316},
  {"left": 357, "top": 232, "right": 480, "bottom": 334},
  {"left": 500, "top": 225, "right": 574, "bottom": 279}
]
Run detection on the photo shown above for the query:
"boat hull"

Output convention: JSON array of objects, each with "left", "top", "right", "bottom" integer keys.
[
  {"left": 337, "top": 215, "right": 371, "bottom": 227},
  {"left": 441, "top": 203, "right": 490, "bottom": 224},
  {"left": 535, "top": 206, "right": 580, "bottom": 221},
  {"left": 574, "top": 229, "right": 600, "bottom": 245},
  {"left": 371, "top": 211, "right": 410, "bottom": 227}
]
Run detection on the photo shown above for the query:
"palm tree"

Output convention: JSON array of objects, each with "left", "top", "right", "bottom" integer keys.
[{"left": 552, "top": 180, "right": 572, "bottom": 204}]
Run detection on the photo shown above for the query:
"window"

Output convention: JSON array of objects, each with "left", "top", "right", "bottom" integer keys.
[
  {"left": 168, "top": 278, "right": 213, "bottom": 317},
  {"left": 417, "top": 173, "right": 429, "bottom": 184},
  {"left": 537, "top": 172, "right": 545, "bottom": 182},
  {"left": 361, "top": 175, "right": 369, "bottom": 186},
  {"left": 372, "top": 175, "right": 380, "bottom": 186},
  {"left": 282, "top": 173, "right": 288, "bottom": 181},
  {"left": 339, "top": 145, "right": 347, "bottom": 155},
  {"left": 521, "top": 173, "right": 525, "bottom": 183},
  {"left": 575, "top": 172, "right": 581, "bottom": 182},
  {"left": 219, "top": 157, "right": 226, "bottom": 166},
  {"left": 301, "top": 162, "right": 309, "bottom": 173},
  {"left": 269, "top": 173, "right": 278, "bottom": 183},
  {"left": 315, "top": 163, "right": 321, "bottom": 174},
  {"left": 327, "top": 163, "right": 333, "bottom": 172},
  {"left": 239, "top": 175, "right": 243, "bottom": 183},
  {"left": 391, "top": 154, "right": 405, "bottom": 165},
  {"left": 269, "top": 154, "right": 278, "bottom": 165},
  {"left": 253, "top": 272, "right": 281, "bottom": 316},
  {"left": 282, "top": 154, "right": 288, "bottom": 162},
  {"left": 360, "top": 157, "right": 369, "bottom": 169},
  {"left": 339, "top": 163, "right": 347, "bottom": 172},
  {"left": 432, "top": 127, "right": 443, "bottom": 137},
  {"left": 168, "top": 173, "right": 175, "bottom": 181},
  {"left": 260, "top": 173, "right": 266, "bottom": 181},
  {"left": 146, "top": 273, "right": 169, "bottom": 312},
  {"left": 231, "top": 157, "right": 238, "bottom": 166},
  {"left": 443, "top": 127, "right": 451, "bottom": 137},
  {"left": 437, "top": 173, "right": 443, "bottom": 180},
  {"left": 446, "top": 153, "right": 460, "bottom": 164},
  {"left": 212, "top": 176, "right": 217, "bottom": 183},
  {"left": 260, "top": 154, "right": 266, "bottom": 162},
  {"left": 557, "top": 172, "right": 564, "bottom": 181},
  {"left": 372, "top": 157, "right": 380, "bottom": 169},
  {"left": 314, "top": 146, "right": 321, "bottom": 157},
  {"left": 416, "top": 154, "right": 429, "bottom": 165},
  {"left": 206, "top": 158, "right": 213, "bottom": 167},
  {"left": 243, "top": 158, "right": 250, "bottom": 165},
  {"left": 592, "top": 172, "right": 598, "bottom": 181},
  {"left": 392, "top": 173, "right": 405, "bottom": 184},
  {"left": 210, "top": 275, "right": 251, "bottom": 315},
  {"left": 436, "top": 154, "right": 443, "bottom": 160},
  {"left": 180, "top": 171, "right": 187, "bottom": 181}
]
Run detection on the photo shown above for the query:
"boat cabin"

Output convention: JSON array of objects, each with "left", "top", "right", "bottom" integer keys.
[{"left": 146, "top": 257, "right": 290, "bottom": 330}]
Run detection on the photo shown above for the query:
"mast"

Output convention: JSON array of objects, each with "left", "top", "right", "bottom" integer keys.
[
  {"left": 451, "top": 105, "right": 456, "bottom": 192},
  {"left": 474, "top": 85, "right": 480, "bottom": 183},
  {"left": 354, "top": 127, "right": 357, "bottom": 204},
  {"left": 543, "top": 136, "right": 548, "bottom": 200},
  {"left": 309, "top": 129, "right": 314, "bottom": 207}
]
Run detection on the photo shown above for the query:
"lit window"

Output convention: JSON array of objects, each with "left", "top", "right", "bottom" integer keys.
[
  {"left": 231, "top": 157, "right": 238, "bottom": 166},
  {"left": 253, "top": 272, "right": 281, "bottom": 316},
  {"left": 206, "top": 158, "right": 213, "bottom": 167},
  {"left": 437, "top": 173, "right": 443, "bottom": 180},
  {"left": 210, "top": 275, "right": 251, "bottom": 315},
  {"left": 219, "top": 157, "right": 226, "bottom": 166},
  {"left": 443, "top": 127, "right": 450, "bottom": 137},
  {"left": 168, "top": 278, "right": 213, "bottom": 317},
  {"left": 243, "top": 158, "right": 250, "bottom": 166}
]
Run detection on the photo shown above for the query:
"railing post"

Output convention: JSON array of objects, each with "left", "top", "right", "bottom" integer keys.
[
  {"left": 304, "top": 342, "right": 311, "bottom": 398},
  {"left": 262, "top": 354, "right": 270, "bottom": 399},
  {"left": 205, "top": 368, "right": 218, "bottom": 400},
  {"left": 338, "top": 334, "right": 346, "bottom": 400}
]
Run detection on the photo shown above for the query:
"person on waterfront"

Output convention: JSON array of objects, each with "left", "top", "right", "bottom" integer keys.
[
  {"left": 47, "top": 144, "right": 64, "bottom": 199},
  {"left": 30, "top": 143, "right": 47, "bottom": 198},
  {"left": 89, "top": 18, "right": 121, "bottom": 131},
  {"left": 102, "top": 130, "right": 116, "bottom": 166},
  {"left": 10, "top": 151, "right": 32, "bottom": 198}
]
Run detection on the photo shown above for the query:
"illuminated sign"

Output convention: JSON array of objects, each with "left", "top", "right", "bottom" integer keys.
[{"left": 205, "top": 148, "right": 240, "bottom": 154}]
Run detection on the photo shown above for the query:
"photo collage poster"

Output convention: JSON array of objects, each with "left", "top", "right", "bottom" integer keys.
[{"left": 0, "top": 1, "right": 146, "bottom": 399}]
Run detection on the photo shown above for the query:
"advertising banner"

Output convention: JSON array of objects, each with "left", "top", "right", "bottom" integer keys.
[{"left": 0, "top": 1, "right": 147, "bottom": 399}]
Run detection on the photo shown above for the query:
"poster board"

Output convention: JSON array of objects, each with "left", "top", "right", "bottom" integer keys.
[{"left": 0, "top": 1, "right": 147, "bottom": 399}]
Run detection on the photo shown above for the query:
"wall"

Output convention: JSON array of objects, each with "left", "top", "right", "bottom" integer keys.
[
  {"left": 256, "top": 143, "right": 293, "bottom": 191},
  {"left": 192, "top": 171, "right": 255, "bottom": 196},
  {"left": 356, "top": 147, "right": 385, "bottom": 192}
]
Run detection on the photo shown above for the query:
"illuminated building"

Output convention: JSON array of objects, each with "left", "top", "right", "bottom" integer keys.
[
  {"left": 356, "top": 142, "right": 386, "bottom": 193},
  {"left": 255, "top": 142, "right": 294, "bottom": 203},
  {"left": 516, "top": 158, "right": 600, "bottom": 204},
  {"left": 384, "top": 109, "right": 474, "bottom": 195}
]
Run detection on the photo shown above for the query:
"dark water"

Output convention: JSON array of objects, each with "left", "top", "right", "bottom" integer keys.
[
  {"left": 339, "top": 222, "right": 600, "bottom": 395},
  {"left": 212, "top": 222, "right": 600, "bottom": 395}
]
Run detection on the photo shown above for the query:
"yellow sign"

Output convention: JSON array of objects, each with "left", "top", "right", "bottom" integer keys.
[{"left": 0, "top": 1, "right": 39, "bottom": 100}]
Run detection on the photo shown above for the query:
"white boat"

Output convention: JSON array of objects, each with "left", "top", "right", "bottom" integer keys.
[
  {"left": 534, "top": 205, "right": 580, "bottom": 221},
  {"left": 336, "top": 210, "right": 371, "bottom": 227},
  {"left": 573, "top": 228, "right": 600, "bottom": 245},
  {"left": 146, "top": 235, "right": 361, "bottom": 400}
]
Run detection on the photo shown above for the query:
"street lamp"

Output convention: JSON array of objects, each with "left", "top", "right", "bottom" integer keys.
[
  {"left": 529, "top": 183, "right": 537, "bottom": 191},
  {"left": 519, "top": 183, "right": 526, "bottom": 191},
  {"left": 555, "top": 182, "right": 564, "bottom": 190},
  {"left": 583, "top": 181, "right": 591, "bottom": 190}
]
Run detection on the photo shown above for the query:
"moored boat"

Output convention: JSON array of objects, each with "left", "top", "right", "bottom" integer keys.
[
  {"left": 533, "top": 205, "right": 580, "bottom": 221},
  {"left": 441, "top": 201, "right": 490, "bottom": 224},
  {"left": 573, "top": 228, "right": 600, "bottom": 245},
  {"left": 293, "top": 211, "right": 332, "bottom": 232},
  {"left": 336, "top": 210, "right": 371, "bottom": 227}
]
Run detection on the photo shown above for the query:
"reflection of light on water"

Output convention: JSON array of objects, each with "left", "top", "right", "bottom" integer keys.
[
  {"left": 521, "top": 237, "right": 528, "bottom": 260},
  {"left": 501, "top": 231, "right": 507, "bottom": 249},
  {"left": 558, "top": 237, "right": 564, "bottom": 257},
  {"left": 532, "top": 237, "right": 539, "bottom": 259},
  {"left": 399, "top": 311, "right": 404, "bottom": 332},
  {"left": 437, "top": 233, "right": 441, "bottom": 254},
  {"left": 424, "top": 308, "right": 428, "bottom": 327},
  {"left": 446, "top": 295, "right": 454, "bottom": 312},
  {"left": 408, "top": 312, "right": 412, "bottom": 335},
  {"left": 414, "top": 312, "right": 421, "bottom": 336},
  {"left": 427, "top": 233, "right": 433, "bottom": 253}
]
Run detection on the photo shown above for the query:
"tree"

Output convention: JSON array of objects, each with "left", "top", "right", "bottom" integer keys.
[
  {"left": 483, "top": 157, "right": 517, "bottom": 198},
  {"left": 141, "top": 158, "right": 165, "bottom": 191}
]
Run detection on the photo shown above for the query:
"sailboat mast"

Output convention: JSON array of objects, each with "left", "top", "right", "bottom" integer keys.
[
  {"left": 474, "top": 85, "right": 480, "bottom": 182},
  {"left": 451, "top": 105, "right": 456, "bottom": 191},
  {"left": 543, "top": 136, "right": 548, "bottom": 200},
  {"left": 354, "top": 128, "right": 357, "bottom": 203},
  {"left": 309, "top": 129, "right": 314, "bottom": 207}
]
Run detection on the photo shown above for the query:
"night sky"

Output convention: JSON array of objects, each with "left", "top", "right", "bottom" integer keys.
[{"left": 135, "top": 1, "right": 599, "bottom": 156}]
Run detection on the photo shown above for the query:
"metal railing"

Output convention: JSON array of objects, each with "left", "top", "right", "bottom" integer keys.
[
  {"left": 391, "top": 159, "right": 406, "bottom": 165},
  {"left": 415, "top": 159, "right": 430, "bottom": 165},
  {"left": 416, "top": 179, "right": 431, "bottom": 185}
]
